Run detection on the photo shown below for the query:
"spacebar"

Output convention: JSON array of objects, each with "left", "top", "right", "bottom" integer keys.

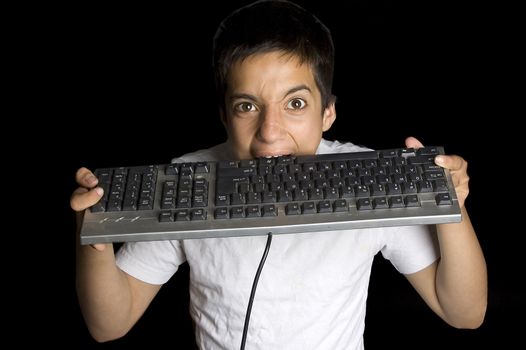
[{"left": 296, "top": 151, "right": 377, "bottom": 163}]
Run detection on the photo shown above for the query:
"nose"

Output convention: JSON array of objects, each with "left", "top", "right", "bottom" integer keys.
[{"left": 257, "top": 108, "right": 285, "bottom": 143}]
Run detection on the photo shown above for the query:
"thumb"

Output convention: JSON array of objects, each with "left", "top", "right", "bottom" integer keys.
[
  {"left": 405, "top": 136, "right": 424, "bottom": 149},
  {"left": 91, "top": 243, "right": 108, "bottom": 251}
]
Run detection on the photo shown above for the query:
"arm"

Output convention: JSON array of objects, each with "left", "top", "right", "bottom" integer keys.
[
  {"left": 73, "top": 167, "right": 162, "bottom": 342},
  {"left": 403, "top": 137, "right": 487, "bottom": 329}
]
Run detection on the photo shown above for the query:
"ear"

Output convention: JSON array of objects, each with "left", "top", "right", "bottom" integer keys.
[{"left": 321, "top": 102, "right": 336, "bottom": 132}]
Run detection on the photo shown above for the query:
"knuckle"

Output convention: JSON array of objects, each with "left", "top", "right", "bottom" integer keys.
[
  {"left": 70, "top": 188, "right": 90, "bottom": 212},
  {"left": 75, "top": 167, "right": 87, "bottom": 177},
  {"left": 75, "top": 167, "right": 91, "bottom": 184}
]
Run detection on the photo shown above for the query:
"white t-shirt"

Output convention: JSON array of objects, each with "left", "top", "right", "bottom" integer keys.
[{"left": 116, "top": 139, "right": 439, "bottom": 350}]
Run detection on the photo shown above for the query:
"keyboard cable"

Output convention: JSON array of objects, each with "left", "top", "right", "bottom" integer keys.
[{"left": 240, "top": 232, "right": 273, "bottom": 350}]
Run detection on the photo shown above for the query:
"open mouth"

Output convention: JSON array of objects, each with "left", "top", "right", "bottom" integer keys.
[
  {"left": 260, "top": 154, "right": 292, "bottom": 158},
  {"left": 253, "top": 154, "right": 294, "bottom": 161},
  {"left": 253, "top": 151, "right": 294, "bottom": 159}
]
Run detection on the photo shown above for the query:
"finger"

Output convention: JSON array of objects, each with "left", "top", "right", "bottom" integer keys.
[
  {"left": 91, "top": 243, "right": 108, "bottom": 251},
  {"left": 75, "top": 211, "right": 109, "bottom": 251},
  {"left": 434, "top": 154, "right": 467, "bottom": 171},
  {"left": 70, "top": 186, "right": 104, "bottom": 212},
  {"left": 405, "top": 136, "right": 424, "bottom": 149},
  {"left": 76, "top": 167, "right": 98, "bottom": 188}
]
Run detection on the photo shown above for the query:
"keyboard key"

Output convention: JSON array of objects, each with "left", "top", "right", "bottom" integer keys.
[
  {"left": 302, "top": 202, "right": 316, "bottom": 214},
  {"left": 404, "top": 195, "right": 420, "bottom": 207},
  {"left": 436, "top": 193, "right": 452, "bottom": 205},
  {"left": 317, "top": 200, "right": 332, "bottom": 213},
  {"left": 286, "top": 203, "right": 301, "bottom": 215},
  {"left": 333, "top": 199, "right": 348, "bottom": 212},
  {"left": 261, "top": 204, "right": 277, "bottom": 217},
  {"left": 356, "top": 198, "right": 372, "bottom": 210},
  {"left": 246, "top": 206, "right": 261, "bottom": 218},
  {"left": 159, "top": 211, "right": 173, "bottom": 222},
  {"left": 215, "top": 207, "right": 229, "bottom": 219}
]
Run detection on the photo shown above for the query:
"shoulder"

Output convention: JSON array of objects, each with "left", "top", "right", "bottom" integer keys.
[
  {"left": 317, "top": 138, "right": 373, "bottom": 154},
  {"left": 171, "top": 142, "right": 231, "bottom": 163}
]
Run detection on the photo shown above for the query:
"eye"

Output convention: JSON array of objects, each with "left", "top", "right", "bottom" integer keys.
[
  {"left": 234, "top": 102, "right": 258, "bottom": 113},
  {"left": 286, "top": 98, "right": 306, "bottom": 110}
]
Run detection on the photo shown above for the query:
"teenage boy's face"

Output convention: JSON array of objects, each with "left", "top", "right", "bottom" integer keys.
[{"left": 222, "top": 51, "right": 336, "bottom": 160}]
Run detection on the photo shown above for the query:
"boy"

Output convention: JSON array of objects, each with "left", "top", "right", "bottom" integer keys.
[{"left": 73, "top": 1, "right": 487, "bottom": 349}]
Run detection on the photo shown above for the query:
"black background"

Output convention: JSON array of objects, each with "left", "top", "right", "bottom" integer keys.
[{"left": 40, "top": 0, "right": 520, "bottom": 348}]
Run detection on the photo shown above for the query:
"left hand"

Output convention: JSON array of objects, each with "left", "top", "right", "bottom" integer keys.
[{"left": 405, "top": 136, "right": 470, "bottom": 208}]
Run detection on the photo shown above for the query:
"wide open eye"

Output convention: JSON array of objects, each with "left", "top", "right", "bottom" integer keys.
[
  {"left": 234, "top": 102, "right": 258, "bottom": 113},
  {"left": 286, "top": 98, "right": 306, "bottom": 110}
]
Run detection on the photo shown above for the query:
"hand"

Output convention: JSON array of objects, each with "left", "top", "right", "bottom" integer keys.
[
  {"left": 70, "top": 167, "right": 109, "bottom": 251},
  {"left": 405, "top": 136, "right": 470, "bottom": 208}
]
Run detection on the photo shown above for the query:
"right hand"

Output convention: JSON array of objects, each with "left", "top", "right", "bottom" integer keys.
[{"left": 71, "top": 167, "right": 108, "bottom": 251}]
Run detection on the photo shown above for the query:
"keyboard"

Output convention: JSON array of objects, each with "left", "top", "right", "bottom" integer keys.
[{"left": 79, "top": 146, "right": 461, "bottom": 245}]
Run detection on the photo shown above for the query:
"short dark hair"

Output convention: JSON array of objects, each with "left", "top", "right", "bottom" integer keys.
[{"left": 213, "top": 0, "right": 335, "bottom": 114}]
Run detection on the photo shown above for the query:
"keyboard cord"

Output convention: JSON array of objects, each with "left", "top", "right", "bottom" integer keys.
[{"left": 240, "top": 232, "right": 273, "bottom": 350}]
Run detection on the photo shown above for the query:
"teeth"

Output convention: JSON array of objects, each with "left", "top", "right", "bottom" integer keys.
[{"left": 262, "top": 154, "right": 294, "bottom": 158}]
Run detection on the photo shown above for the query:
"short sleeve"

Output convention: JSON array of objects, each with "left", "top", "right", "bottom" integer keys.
[
  {"left": 380, "top": 225, "right": 439, "bottom": 275},
  {"left": 115, "top": 240, "right": 187, "bottom": 285}
]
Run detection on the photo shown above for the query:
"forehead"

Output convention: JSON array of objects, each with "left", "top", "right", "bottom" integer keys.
[{"left": 227, "top": 52, "right": 317, "bottom": 92}]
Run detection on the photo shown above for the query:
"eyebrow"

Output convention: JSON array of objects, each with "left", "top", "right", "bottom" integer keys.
[{"left": 229, "top": 84, "right": 312, "bottom": 102}]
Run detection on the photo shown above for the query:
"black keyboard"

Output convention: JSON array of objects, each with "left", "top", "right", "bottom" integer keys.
[{"left": 79, "top": 147, "right": 461, "bottom": 245}]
